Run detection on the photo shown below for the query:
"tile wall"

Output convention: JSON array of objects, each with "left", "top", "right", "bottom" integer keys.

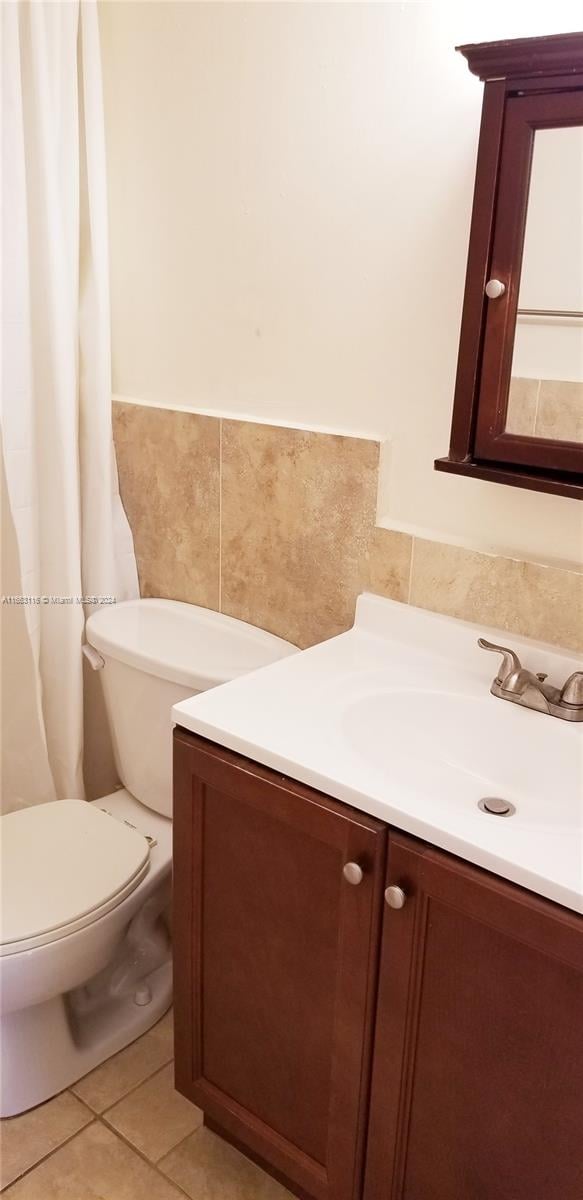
[
  {"left": 506, "top": 377, "right": 583, "bottom": 442},
  {"left": 113, "top": 401, "right": 583, "bottom": 653}
]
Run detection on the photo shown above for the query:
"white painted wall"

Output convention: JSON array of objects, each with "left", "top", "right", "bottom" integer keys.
[{"left": 99, "top": 1, "right": 583, "bottom": 567}]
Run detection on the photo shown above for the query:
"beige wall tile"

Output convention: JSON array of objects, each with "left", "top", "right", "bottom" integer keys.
[
  {"left": 363, "top": 527, "right": 412, "bottom": 603},
  {"left": 535, "top": 379, "right": 583, "bottom": 443},
  {"left": 113, "top": 402, "right": 220, "bottom": 608},
  {"left": 0, "top": 1092, "right": 92, "bottom": 1190},
  {"left": 72, "top": 1009, "right": 173, "bottom": 1113},
  {"left": 506, "top": 377, "right": 538, "bottom": 436},
  {"left": 410, "top": 539, "right": 583, "bottom": 653},
  {"left": 5, "top": 1123, "right": 184, "bottom": 1200},
  {"left": 221, "top": 422, "right": 379, "bottom": 648},
  {"left": 159, "top": 1125, "right": 292, "bottom": 1199},
  {"left": 104, "top": 1064, "right": 202, "bottom": 1162},
  {"left": 112, "top": 400, "right": 579, "bottom": 655}
]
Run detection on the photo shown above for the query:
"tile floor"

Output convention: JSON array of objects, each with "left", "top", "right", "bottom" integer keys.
[{"left": 0, "top": 1010, "right": 291, "bottom": 1198}]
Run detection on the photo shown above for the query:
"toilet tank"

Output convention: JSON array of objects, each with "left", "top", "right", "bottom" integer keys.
[{"left": 85, "top": 600, "right": 297, "bottom": 817}]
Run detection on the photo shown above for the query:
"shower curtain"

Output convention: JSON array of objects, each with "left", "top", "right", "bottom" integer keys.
[{"left": 1, "top": 0, "right": 138, "bottom": 810}]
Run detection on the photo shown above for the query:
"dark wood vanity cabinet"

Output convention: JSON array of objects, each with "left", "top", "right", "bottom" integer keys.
[
  {"left": 172, "top": 729, "right": 387, "bottom": 1200},
  {"left": 364, "top": 833, "right": 583, "bottom": 1200},
  {"left": 173, "top": 730, "right": 583, "bottom": 1200}
]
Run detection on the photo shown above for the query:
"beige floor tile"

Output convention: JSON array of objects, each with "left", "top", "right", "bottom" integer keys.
[
  {"left": 159, "top": 1125, "right": 292, "bottom": 1199},
  {"left": 0, "top": 1091, "right": 93, "bottom": 1191},
  {"left": 3, "top": 1122, "right": 184, "bottom": 1200},
  {"left": 71, "top": 1008, "right": 173, "bottom": 1113},
  {"left": 103, "top": 1063, "right": 203, "bottom": 1162}
]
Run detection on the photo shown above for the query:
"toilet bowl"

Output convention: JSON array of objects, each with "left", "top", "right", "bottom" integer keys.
[{"left": 0, "top": 599, "right": 296, "bottom": 1116}]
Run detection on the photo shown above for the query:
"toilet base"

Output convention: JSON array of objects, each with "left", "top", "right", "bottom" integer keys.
[{"left": 0, "top": 959, "right": 172, "bottom": 1117}]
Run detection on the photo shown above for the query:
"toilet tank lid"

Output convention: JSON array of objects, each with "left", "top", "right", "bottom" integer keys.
[{"left": 86, "top": 599, "right": 298, "bottom": 690}]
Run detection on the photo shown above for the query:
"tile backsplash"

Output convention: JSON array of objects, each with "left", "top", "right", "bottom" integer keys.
[
  {"left": 506, "top": 377, "right": 583, "bottom": 443},
  {"left": 113, "top": 401, "right": 583, "bottom": 653},
  {"left": 113, "top": 404, "right": 220, "bottom": 610},
  {"left": 220, "top": 420, "right": 378, "bottom": 647}
]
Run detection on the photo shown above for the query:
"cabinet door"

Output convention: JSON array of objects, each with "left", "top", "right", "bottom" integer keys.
[
  {"left": 473, "top": 88, "right": 583, "bottom": 477},
  {"left": 364, "top": 833, "right": 583, "bottom": 1200},
  {"left": 173, "top": 731, "right": 387, "bottom": 1200}
]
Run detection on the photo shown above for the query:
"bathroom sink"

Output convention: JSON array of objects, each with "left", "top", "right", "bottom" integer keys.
[
  {"left": 343, "top": 688, "right": 580, "bottom": 831},
  {"left": 174, "top": 593, "right": 583, "bottom": 910}
]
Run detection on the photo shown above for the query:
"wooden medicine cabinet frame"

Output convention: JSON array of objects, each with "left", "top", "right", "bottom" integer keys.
[{"left": 435, "top": 32, "right": 583, "bottom": 500}]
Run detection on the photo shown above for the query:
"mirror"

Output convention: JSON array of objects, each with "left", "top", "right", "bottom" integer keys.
[{"left": 506, "top": 125, "right": 583, "bottom": 445}]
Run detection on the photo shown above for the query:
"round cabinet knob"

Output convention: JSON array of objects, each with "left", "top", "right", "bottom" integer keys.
[
  {"left": 485, "top": 279, "right": 506, "bottom": 299},
  {"left": 343, "top": 862, "right": 364, "bottom": 886},
  {"left": 385, "top": 885, "right": 406, "bottom": 910}
]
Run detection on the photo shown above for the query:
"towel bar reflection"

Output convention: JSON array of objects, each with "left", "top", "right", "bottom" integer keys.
[{"left": 517, "top": 308, "right": 583, "bottom": 319}]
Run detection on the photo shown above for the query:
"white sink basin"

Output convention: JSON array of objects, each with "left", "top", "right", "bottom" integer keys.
[
  {"left": 174, "top": 593, "right": 583, "bottom": 911},
  {"left": 343, "top": 688, "right": 579, "bottom": 832}
]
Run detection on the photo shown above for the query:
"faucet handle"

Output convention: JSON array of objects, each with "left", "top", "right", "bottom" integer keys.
[
  {"left": 560, "top": 671, "right": 583, "bottom": 708},
  {"left": 477, "top": 638, "right": 522, "bottom": 684}
]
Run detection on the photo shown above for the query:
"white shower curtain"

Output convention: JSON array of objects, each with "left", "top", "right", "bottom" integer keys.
[{"left": 1, "top": 0, "right": 138, "bottom": 810}]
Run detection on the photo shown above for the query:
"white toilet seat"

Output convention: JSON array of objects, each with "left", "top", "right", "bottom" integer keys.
[{"left": 0, "top": 800, "right": 151, "bottom": 957}]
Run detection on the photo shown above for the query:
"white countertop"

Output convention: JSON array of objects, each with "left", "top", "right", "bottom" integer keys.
[{"left": 173, "top": 594, "right": 583, "bottom": 914}]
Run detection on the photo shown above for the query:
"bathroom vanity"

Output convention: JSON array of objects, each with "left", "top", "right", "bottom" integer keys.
[{"left": 171, "top": 596, "right": 583, "bottom": 1200}]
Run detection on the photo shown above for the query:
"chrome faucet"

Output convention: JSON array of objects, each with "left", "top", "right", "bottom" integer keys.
[{"left": 478, "top": 638, "right": 583, "bottom": 722}]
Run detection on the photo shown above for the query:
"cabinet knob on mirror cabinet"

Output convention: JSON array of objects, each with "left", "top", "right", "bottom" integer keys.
[
  {"left": 485, "top": 278, "right": 506, "bottom": 299},
  {"left": 385, "top": 885, "right": 407, "bottom": 910},
  {"left": 343, "top": 862, "right": 364, "bottom": 885}
]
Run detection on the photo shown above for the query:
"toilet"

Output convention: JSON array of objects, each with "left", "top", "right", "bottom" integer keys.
[{"left": 0, "top": 599, "right": 296, "bottom": 1117}]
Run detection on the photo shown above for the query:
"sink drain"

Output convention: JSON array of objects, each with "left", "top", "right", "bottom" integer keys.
[{"left": 478, "top": 797, "right": 516, "bottom": 817}]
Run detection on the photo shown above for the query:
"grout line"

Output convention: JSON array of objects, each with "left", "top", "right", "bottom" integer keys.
[
  {"left": 154, "top": 1122, "right": 206, "bottom": 1178},
  {"left": 98, "top": 1110, "right": 201, "bottom": 1199},
  {"left": 98, "top": 1059, "right": 175, "bottom": 1118},
  {"left": 407, "top": 536, "right": 415, "bottom": 604},
  {"left": 533, "top": 377, "right": 542, "bottom": 436},
  {"left": 0, "top": 1116, "right": 98, "bottom": 1194},
  {"left": 0, "top": 1019, "right": 183, "bottom": 1196},
  {"left": 218, "top": 418, "right": 223, "bottom": 612},
  {"left": 68, "top": 1012, "right": 172, "bottom": 1113},
  {"left": 1, "top": 1090, "right": 192, "bottom": 1199},
  {"left": 2, "top": 1092, "right": 278, "bottom": 1199},
  {"left": 156, "top": 1120, "right": 205, "bottom": 1165}
]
